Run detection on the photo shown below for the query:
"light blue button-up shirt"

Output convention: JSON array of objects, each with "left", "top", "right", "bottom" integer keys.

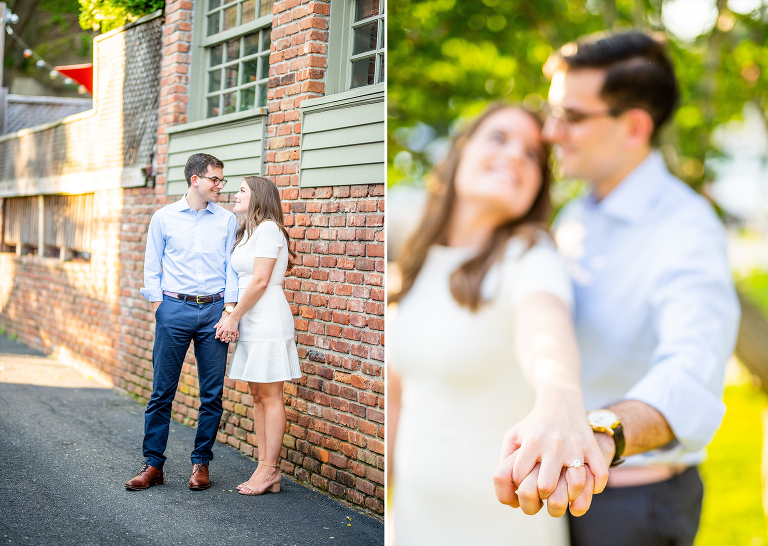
[
  {"left": 554, "top": 151, "right": 740, "bottom": 467},
  {"left": 139, "top": 194, "right": 239, "bottom": 303}
]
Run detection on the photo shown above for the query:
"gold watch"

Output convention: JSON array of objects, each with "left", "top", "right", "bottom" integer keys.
[
  {"left": 587, "top": 409, "right": 625, "bottom": 467},
  {"left": 224, "top": 305, "right": 235, "bottom": 314}
]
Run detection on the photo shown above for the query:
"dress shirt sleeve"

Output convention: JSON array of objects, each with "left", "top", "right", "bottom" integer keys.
[
  {"left": 139, "top": 212, "right": 165, "bottom": 302},
  {"left": 224, "top": 213, "right": 240, "bottom": 302},
  {"left": 624, "top": 211, "right": 740, "bottom": 453}
]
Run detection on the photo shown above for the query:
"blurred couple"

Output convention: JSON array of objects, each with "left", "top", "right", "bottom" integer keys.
[
  {"left": 128, "top": 153, "right": 301, "bottom": 496},
  {"left": 388, "top": 31, "right": 740, "bottom": 545}
]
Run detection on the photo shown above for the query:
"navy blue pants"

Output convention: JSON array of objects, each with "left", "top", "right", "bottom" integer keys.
[
  {"left": 569, "top": 467, "right": 704, "bottom": 546},
  {"left": 142, "top": 295, "right": 229, "bottom": 469}
]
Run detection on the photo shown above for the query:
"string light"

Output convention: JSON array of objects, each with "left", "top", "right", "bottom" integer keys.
[{"left": 4, "top": 20, "right": 76, "bottom": 85}]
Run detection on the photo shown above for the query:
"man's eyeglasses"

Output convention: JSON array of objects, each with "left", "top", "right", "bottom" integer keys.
[
  {"left": 201, "top": 176, "right": 227, "bottom": 188},
  {"left": 545, "top": 105, "right": 621, "bottom": 126}
]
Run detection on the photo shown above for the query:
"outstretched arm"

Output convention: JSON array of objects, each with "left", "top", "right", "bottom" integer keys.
[{"left": 493, "top": 292, "right": 609, "bottom": 517}]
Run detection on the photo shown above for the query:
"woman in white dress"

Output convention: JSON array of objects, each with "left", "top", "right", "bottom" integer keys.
[
  {"left": 388, "top": 104, "right": 609, "bottom": 545},
  {"left": 215, "top": 175, "right": 302, "bottom": 495}
]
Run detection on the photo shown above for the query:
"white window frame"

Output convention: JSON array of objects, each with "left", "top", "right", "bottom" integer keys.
[{"left": 189, "top": 0, "right": 274, "bottom": 123}]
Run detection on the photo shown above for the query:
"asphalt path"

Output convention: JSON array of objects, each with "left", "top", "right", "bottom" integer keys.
[{"left": 0, "top": 335, "right": 383, "bottom": 546}]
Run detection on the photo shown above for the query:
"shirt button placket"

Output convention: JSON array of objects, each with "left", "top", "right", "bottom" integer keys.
[{"left": 195, "top": 218, "right": 203, "bottom": 298}]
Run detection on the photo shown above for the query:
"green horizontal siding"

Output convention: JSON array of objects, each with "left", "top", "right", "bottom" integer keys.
[
  {"left": 301, "top": 122, "right": 381, "bottom": 150},
  {"left": 300, "top": 163, "right": 384, "bottom": 188},
  {"left": 299, "top": 95, "right": 384, "bottom": 188},
  {"left": 167, "top": 141, "right": 262, "bottom": 166},
  {"left": 301, "top": 142, "right": 382, "bottom": 169},
  {"left": 302, "top": 102, "right": 385, "bottom": 133},
  {"left": 167, "top": 118, "right": 264, "bottom": 196}
]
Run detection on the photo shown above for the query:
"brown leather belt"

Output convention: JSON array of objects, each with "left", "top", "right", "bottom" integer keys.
[{"left": 163, "top": 290, "right": 224, "bottom": 304}]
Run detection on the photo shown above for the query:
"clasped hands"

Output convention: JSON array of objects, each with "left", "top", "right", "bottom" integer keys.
[
  {"left": 215, "top": 313, "right": 239, "bottom": 343},
  {"left": 492, "top": 408, "right": 611, "bottom": 518}
]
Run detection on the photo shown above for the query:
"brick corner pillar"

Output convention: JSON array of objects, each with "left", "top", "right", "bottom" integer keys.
[
  {"left": 155, "top": 0, "right": 194, "bottom": 201},
  {"left": 263, "top": 0, "right": 385, "bottom": 518}
]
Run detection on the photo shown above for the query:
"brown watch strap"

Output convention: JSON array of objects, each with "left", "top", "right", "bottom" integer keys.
[{"left": 610, "top": 422, "right": 626, "bottom": 467}]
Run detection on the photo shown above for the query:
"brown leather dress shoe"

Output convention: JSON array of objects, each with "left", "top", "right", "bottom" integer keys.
[
  {"left": 125, "top": 463, "right": 164, "bottom": 490},
  {"left": 189, "top": 463, "right": 210, "bottom": 490}
]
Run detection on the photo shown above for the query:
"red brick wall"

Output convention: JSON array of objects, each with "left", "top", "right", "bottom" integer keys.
[{"left": 0, "top": 0, "right": 384, "bottom": 518}]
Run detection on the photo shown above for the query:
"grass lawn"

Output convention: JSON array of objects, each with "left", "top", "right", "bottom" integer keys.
[
  {"left": 738, "top": 271, "right": 768, "bottom": 314},
  {"left": 696, "top": 378, "right": 767, "bottom": 546}
]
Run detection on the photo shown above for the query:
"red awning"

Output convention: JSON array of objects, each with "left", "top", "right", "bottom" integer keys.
[{"left": 53, "top": 64, "right": 94, "bottom": 94}]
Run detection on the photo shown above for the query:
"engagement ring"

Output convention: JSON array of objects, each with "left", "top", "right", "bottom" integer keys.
[{"left": 567, "top": 459, "right": 584, "bottom": 468}]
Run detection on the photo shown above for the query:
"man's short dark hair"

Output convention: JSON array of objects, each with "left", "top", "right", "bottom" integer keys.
[
  {"left": 550, "top": 31, "right": 679, "bottom": 140},
  {"left": 184, "top": 153, "right": 224, "bottom": 187}
]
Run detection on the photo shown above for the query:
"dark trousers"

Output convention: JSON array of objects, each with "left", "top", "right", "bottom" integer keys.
[
  {"left": 569, "top": 467, "right": 704, "bottom": 546},
  {"left": 142, "top": 295, "right": 228, "bottom": 469}
]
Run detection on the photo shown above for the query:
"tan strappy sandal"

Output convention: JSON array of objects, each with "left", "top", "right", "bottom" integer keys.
[
  {"left": 237, "top": 460, "right": 264, "bottom": 491},
  {"left": 238, "top": 463, "right": 281, "bottom": 495}
]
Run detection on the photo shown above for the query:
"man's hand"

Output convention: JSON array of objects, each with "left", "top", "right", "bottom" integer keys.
[
  {"left": 151, "top": 301, "right": 161, "bottom": 315},
  {"left": 594, "top": 432, "right": 616, "bottom": 469}
]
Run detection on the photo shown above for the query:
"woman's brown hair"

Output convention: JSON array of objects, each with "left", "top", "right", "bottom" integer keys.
[
  {"left": 233, "top": 175, "right": 297, "bottom": 272},
  {"left": 390, "top": 103, "right": 552, "bottom": 311}
]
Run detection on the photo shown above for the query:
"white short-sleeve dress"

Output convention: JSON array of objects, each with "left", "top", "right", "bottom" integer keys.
[
  {"left": 389, "top": 236, "right": 573, "bottom": 546},
  {"left": 227, "top": 220, "right": 302, "bottom": 383}
]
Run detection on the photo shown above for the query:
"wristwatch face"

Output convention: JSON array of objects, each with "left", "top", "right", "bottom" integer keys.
[
  {"left": 588, "top": 409, "right": 620, "bottom": 429},
  {"left": 225, "top": 305, "right": 234, "bottom": 314}
]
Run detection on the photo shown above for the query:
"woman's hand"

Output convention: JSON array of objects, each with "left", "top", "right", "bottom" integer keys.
[
  {"left": 493, "top": 406, "right": 607, "bottom": 517},
  {"left": 506, "top": 398, "right": 607, "bottom": 496},
  {"left": 215, "top": 314, "right": 239, "bottom": 343}
]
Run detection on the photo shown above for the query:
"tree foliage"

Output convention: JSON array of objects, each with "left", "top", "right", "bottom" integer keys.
[
  {"left": 388, "top": 0, "right": 768, "bottom": 193},
  {"left": 78, "top": 0, "right": 164, "bottom": 33}
]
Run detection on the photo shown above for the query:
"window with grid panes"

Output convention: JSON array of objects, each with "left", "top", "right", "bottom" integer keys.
[
  {"left": 204, "top": 0, "right": 273, "bottom": 118},
  {"left": 349, "top": 0, "right": 384, "bottom": 88}
]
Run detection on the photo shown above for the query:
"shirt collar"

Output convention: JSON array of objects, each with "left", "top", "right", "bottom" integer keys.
[
  {"left": 176, "top": 193, "right": 216, "bottom": 214},
  {"left": 587, "top": 150, "right": 669, "bottom": 223}
]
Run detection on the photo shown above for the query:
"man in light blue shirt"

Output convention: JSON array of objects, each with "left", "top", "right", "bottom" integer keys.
[
  {"left": 497, "top": 32, "right": 740, "bottom": 545},
  {"left": 126, "top": 153, "right": 239, "bottom": 492},
  {"left": 547, "top": 32, "right": 739, "bottom": 546}
]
